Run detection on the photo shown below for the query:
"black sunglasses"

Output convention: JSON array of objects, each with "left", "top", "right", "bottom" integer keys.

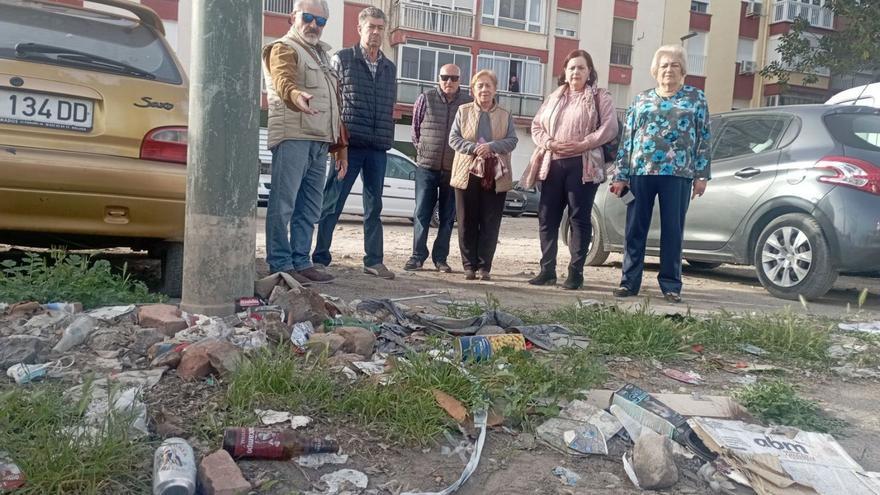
[
  {"left": 440, "top": 75, "right": 460, "bottom": 82},
  {"left": 300, "top": 12, "right": 328, "bottom": 27}
]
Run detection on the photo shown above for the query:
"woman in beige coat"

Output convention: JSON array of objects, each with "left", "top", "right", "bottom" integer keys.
[{"left": 448, "top": 69, "right": 519, "bottom": 280}]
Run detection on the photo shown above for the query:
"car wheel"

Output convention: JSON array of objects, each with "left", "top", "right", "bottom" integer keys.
[
  {"left": 585, "top": 211, "right": 610, "bottom": 266},
  {"left": 509, "top": 211, "right": 523, "bottom": 218},
  {"left": 154, "top": 241, "right": 183, "bottom": 298},
  {"left": 685, "top": 260, "right": 722, "bottom": 270},
  {"left": 430, "top": 205, "right": 440, "bottom": 228},
  {"left": 753, "top": 213, "right": 837, "bottom": 300}
]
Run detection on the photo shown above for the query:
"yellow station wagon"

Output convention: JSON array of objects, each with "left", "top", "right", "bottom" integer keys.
[{"left": 0, "top": 0, "right": 188, "bottom": 296}]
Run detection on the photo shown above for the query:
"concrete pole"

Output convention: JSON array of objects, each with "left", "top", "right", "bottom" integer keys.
[{"left": 180, "top": 0, "right": 262, "bottom": 316}]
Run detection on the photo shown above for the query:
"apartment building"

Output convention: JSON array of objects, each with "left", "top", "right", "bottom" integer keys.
[{"left": 58, "top": 0, "right": 855, "bottom": 172}]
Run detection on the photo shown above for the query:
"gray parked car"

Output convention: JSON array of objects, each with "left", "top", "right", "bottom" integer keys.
[{"left": 563, "top": 104, "right": 880, "bottom": 300}]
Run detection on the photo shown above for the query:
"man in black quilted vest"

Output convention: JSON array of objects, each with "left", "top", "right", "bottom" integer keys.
[
  {"left": 312, "top": 6, "right": 397, "bottom": 279},
  {"left": 404, "top": 64, "right": 472, "bottom": 273}
]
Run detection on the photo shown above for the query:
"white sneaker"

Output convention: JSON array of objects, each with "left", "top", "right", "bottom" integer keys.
[{"left": 364, "top": 263, "right": 395, "bottom": 280}]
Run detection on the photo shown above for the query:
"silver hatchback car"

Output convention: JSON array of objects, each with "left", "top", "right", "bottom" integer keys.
[{"left": 565, "top": 104, "right": 880, "bottom": 300}]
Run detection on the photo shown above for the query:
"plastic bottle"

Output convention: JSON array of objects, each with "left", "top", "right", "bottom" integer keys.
[
  {"left": 52, "top": 314, "right": 97, "bottom": 352},
  {"left": 152, "top": 438, "right": 196, "bottom": 495},
  {"left": 222, "top": 427, "right": 339, "bottom": 460},
  {"left": 44, "top": 302, "right": 83, "bottom": 314}
]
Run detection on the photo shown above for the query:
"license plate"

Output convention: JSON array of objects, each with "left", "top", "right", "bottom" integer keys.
[
  {"left": 0, "top": 88, "right": 94, "bottom": 132},
  {"left": 507, "top": 200, "right": 522, "bottom": 206}
]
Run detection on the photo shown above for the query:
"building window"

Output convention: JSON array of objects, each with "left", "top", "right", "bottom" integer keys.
[
  {"left": 690, "top": 0, "right": 709, "bottom": 13},
  {"left": 554, "top": 10, "right": 578, "bottom": 37},
  {"left": 610, "top": 18, "right": 634, "bottom": 66},
  {"left": 482, "top": 0, "right": 543, "bottom": 33},
  {"left": 476, "top": 50, "right": 543, "bottom": 95},
  {"left": 399, "top": 41, "right": 472, "bottom": 84},
  {"left": 408, "top": 0, "right": 475, "bottom": 12},
  {"left": 685, "top": 32, "right": 707, "bottom": 76}
]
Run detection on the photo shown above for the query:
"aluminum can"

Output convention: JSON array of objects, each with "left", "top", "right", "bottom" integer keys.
[
  {"left": 456, "top": 333, "right": 526, "bottom": 361},
  {"left": 153, "top": 437, "right": 196, "bottom": 495}
]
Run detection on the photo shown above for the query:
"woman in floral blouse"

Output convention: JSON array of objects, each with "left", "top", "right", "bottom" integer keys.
[{"left": 609, "top": 44, "right": 711, "bottom": 303}]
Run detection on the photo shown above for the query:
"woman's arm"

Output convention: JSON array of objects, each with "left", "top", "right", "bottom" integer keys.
[
  {"left": 613, "top": 99, "right": 638, "bottom": 183},
  {"left": 693, "top": 91, "right": 712, "bottom": 180},
  {"left": 530, "top": 99, "right": 553, "bottom": 149},
  {"left": 448, "top": 110, "right": 477, "bottom": 155},
  {"left": 490, "top": 113, "right": 519, "bottom": 154}
]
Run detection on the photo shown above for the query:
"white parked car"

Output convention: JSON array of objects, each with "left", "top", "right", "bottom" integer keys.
[
  {"left": 258, "top": 145, "right": 421, "bottom": 221},
  {"left": 826, "top": 83, "right": 880, "bottom": 108}
]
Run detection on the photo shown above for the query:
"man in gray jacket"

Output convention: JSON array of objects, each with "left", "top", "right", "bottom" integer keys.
[
  {"left": 404, "top": 64, "right": 472, "bottom": 273},
  {"left": 262, "top": 0, "right": 346, "bottom": 285}
]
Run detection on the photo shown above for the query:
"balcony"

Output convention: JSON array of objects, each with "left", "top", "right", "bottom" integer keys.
[
  {"left": 772, "top": 0, "right": 833, "bottom": 29},
  {"left": 688, "top": 54, "right": 706, "bottom": 76},
  {"left": 393, "top": 1, "right": 475, "bottom": 38},
  {"left": 610, "top": 43, "right": 632, "bottom": 66},
  {"left": 396, "top": 79, "right": 541, "bottom": 117},
  {"left": 263, "top": 0, "right": 294, "bottom": 14}
]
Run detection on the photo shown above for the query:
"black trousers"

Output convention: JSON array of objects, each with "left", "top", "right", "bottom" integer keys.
[
  {"left": 537, "top": 156, "right": 600, "bottom": 274},
  {"left": 455, "top": 174, "right": 506, "bottom": 272}
]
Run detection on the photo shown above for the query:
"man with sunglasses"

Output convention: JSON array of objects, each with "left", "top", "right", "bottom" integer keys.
[
  {"left": 312, "top": 7, "right": 398, "bottom": 280},
  {"left": 404, "top": 65, "right": 473, "bottom": 273},
  {"left": 261, "top": 0, "right": 344, "bottom": 285}
]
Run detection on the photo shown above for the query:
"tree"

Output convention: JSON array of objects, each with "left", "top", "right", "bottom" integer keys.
[{"left": 761, "top": 0, "right": 880, "bottom": 86}]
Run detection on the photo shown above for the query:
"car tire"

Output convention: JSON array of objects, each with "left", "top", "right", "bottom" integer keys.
[
  {"left": 430, "top": 205, "right": 440, "bottom": 228},
  {"left": 509, "top": 211, "right": 523, "bottom": 218},
  {"left": 753, "top": 213, "right": 837, "bottom": 300},
  {"left": 561, "top": 210, "right": 610, "bottom": 266},
  {"left": 585, "top": 211, "right": 610, "bottom": 266},
  {"left": 685, "top": 260, "right": 722, "bottom": 270},
  {"left": 154, "top": 241, "right": 184, "bottom": 298}
]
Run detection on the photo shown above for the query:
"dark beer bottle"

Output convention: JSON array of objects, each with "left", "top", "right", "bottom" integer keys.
[{"left": 222, "top": 427, "right": 339, "bottom": 460}]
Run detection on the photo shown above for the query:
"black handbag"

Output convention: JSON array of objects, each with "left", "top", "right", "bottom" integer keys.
[{"left": 594, "top": 90, "right": 623, "bottom": 163}]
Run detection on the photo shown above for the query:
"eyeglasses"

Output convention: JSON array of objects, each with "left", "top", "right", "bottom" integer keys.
[
  {"left": 440, "top": 75, "right": 460, "bottom": 82},
  {"left": 300, "top": 12, "right": 328, "bottom": 27}
]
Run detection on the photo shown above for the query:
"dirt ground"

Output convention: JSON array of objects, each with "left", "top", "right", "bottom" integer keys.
[{"left": 254, "top": 210, "right": 880, "bottom": 319}]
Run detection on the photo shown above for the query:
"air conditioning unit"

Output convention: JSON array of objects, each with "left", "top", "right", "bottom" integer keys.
[
  {"left": 739, "top": 60, "right": 757, "bottom": 75},
  {"left": 746, "top": 1, "right": 762, "bottom": 17}
]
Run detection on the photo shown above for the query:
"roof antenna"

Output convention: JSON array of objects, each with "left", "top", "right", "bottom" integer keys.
[{"left": 849, "top": 78, "right": 872, "bottom": 105}]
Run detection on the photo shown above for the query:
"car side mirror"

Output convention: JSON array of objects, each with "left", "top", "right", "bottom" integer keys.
[{"left": 408, "top": 171, "right": 416, "bottom": 180}]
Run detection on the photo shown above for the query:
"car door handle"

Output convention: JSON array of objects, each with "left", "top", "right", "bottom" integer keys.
[
  {"left": 734, "top": 167, "right": 761, "bottom": 179},
  {"left": 384, "top": 184, "right": 391, "bottom": 188}
]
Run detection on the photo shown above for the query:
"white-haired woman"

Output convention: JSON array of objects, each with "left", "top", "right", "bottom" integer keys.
[
  {"left": 609, "top": 44, "right": 711, "bottom": 303},
  {"left": 449, "top": 69, "right": 518, "bottom": 281}
]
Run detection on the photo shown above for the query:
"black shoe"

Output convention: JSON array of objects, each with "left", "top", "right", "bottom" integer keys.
[
  {"left": 434, "top": 261, "right": 453, "bottom": 273},
  {"left": 479, "top": 270, "right": 491, "bottom": 281},
  {"left": 663, "top": 292, "right": 682, "bottom": 303},
  {"left": 404, "top": 258, "right": 423, "bottom": 271},
  {"left": 612, "top": 286, "right": 634, "bottom": 297},
  {"left": 464, "top": 269, "right": 477, "bottom": 280},
  {"left": 528, "top": 270, "right": 557, "bottom": 286},
  {"left": 561, "top": 270, "right": 583, "bottom": 290}
]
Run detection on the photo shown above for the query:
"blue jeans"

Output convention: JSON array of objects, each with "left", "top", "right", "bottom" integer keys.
[
  {"left": 411, "top": 167, "right": 455, "bottom": 264},
  {"left": 620, "top": 175, "right": 693, "bottom": 294},
  {"left": 265, "top": 139, "right": 328, "bottom": 273},
  {"left": 313, "top": 146, "right": 387, "bottom": 267}
]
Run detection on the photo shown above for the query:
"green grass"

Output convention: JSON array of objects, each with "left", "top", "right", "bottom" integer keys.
[
  {"left": 218, "top": 343, "right": 605, "bottom": 444},
  {"left": 0, "top": 385, "right": 152, "bottom": 494},
  {"left": 0, "top": 251, "right": 162, "bottom": 309},
  {"left": 735, "top": 380, "right": 845, "bottom": 433},
  {"left": 522, "top": 303, "right": 832, "bottom": 364}
]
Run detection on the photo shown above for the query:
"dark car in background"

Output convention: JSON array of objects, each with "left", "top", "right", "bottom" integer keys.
[
  {"left": 563, "top": 104, "right": 880, "bottom": 300},
  {"left": 504, "top": 181, "right": 540, "bottom": 216}
]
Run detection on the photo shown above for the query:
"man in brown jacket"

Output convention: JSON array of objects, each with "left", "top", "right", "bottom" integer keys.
[{"left": 262, "top": 0, "right": 346, "bottom": 285}]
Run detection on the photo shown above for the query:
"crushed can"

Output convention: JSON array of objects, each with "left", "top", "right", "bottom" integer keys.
[
  {"left": 152, "top": 437, "right": 196, "bottom": 495},
  {"left": 455, "top": 333, "right": 526, "bottom": 361}
]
